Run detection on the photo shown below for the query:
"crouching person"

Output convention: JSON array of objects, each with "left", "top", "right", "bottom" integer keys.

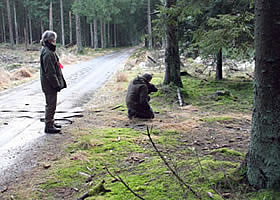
[{"left": 126, "top": 73, "right": 157, "bottom": 119}]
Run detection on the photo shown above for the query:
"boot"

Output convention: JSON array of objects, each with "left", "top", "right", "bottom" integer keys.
[
  {"left": 54, "top": 123, "right": 62, "bottom": 128},
  {"left": 45, "top": 126, "right": 61, "bottom": 134}
]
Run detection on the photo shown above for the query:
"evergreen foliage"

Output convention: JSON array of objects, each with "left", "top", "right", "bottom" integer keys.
[{"left": 0, "top": 0, "right": 254, "bottom": 63}]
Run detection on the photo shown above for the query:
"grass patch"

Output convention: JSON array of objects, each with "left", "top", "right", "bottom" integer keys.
[
  {"left": 181, "top": 77, "right": 253, "bottom": 112},
  {"left": 200, "top": 116, "right": 234, "bottom": 123},
  {"left": 149, "top": 76, "right": 253, "bottom": 113}
]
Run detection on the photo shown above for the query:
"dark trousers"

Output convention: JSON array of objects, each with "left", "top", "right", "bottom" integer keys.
[
  {"left": 128, "top": 107, "right": 154, "bottom": 119},
  {"left": 44, "top": 93, "right": 57, "bottom": 128}
]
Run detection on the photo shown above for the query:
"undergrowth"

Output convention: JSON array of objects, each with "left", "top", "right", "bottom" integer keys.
[
  {"left": 31, "top": 127, "right": 278, "bottom": 200},
  {"left": 6, "top": 49, "right": 278, "bottom": 200},
  {"left": 151, "top": 76, "right": 253, "bottom": 113}
]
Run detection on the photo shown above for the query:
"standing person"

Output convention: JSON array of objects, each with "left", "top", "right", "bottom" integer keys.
[
  {"left": 40, "top": 30, "right": 67, "bottom": 133},
  {"left": 126, "top": 73, "right": 157, "bottom": 119}
]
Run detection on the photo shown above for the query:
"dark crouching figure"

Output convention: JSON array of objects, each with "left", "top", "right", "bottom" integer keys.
[
  {"left": 126, "top": 73, "right": 158, "bottom": 119},
  {"left": 40, "top": 30, "right": 67, "bottom": 133}
]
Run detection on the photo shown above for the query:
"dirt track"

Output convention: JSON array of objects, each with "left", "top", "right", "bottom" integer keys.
[{"left": 0, "top": 48, "right": 134, "bottom": 189}]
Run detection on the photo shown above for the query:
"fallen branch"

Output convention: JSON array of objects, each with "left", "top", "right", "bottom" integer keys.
[
  {"left": 147, "top": 55, "right": 157, "bottom": 64},
  {"left": 177, "top": 88, "right": 184, "bottom": 107},
  {"left": 146, "top": 126, "right": 201, "bottom": 199},
  {"left": 77, "top": 180, "right": 111, "bottom": 200},
  {"left": 246, "top": 73, "right": 254, "bottom": 79},
  {"left": 192, "top": 144, "right": 225, "bottom": 200},
  {"left": 111, "top": 105, "right": 124, "bottom": 110},
  {"left": 104, "top": 166, "right": 146, "bottom": 200}
]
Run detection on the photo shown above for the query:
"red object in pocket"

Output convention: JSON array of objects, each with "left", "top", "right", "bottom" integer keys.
[{"left": 59, "top": 62, "right": 64, "bottom": 69}]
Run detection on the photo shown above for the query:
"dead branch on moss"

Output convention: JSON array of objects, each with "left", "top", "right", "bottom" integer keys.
[
  {"left": 177, "top": 87, "right": 184, "bottom": 107},
  {"left": 191, "top": 143, "right": 225, "bottom": 200},
  {"left": 146, "top": 126, "right": 202, "bottom": 200},
  {"left": 104, "top": 166, "right": 146, "bottom": 200}
]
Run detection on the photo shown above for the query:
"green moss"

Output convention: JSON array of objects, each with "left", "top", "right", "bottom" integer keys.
[
  {"left": 35, "top": 125, "right": 275, "bottom": 200},
  {"left": 181, "top": 77, "right": 253, "bottom": 112},
  {"left": 211, "top": 148, "right": 244, "bottom": 157}
]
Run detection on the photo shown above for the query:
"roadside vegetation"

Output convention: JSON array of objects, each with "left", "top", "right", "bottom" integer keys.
[
  {"left": 3, "top": 48, "right": 279, "bottom": 200},
  {"left": 0, "top": 43, "right": 119, "bottom": 91}
]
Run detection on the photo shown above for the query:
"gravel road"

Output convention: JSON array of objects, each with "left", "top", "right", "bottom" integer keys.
[{"left": 0, "top": 48, "right": 133, "bottom": 188}]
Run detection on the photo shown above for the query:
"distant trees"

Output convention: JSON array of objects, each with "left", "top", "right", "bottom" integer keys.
[
  {"left": 0, "top": 0, "right": 161, "bottom": 50},
  {"left": 185, "top": 0, "right": 254, "bottom": 80}
]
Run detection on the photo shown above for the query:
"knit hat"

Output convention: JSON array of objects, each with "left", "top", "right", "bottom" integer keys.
[{"left": 142, "top": 73, "right": 153, "bottom": 82}]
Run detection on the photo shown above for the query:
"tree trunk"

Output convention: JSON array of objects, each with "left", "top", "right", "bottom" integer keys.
[
  {"left": 29, "top": 15, "right": 32, "bottom": 44},
  {"left": 75, "top": 13, "right": 82, "bottom": 53},
  {"left": 247, "top": 0, "right": 280, "bottom": 189},
  {"left": 94, "top": 19, "right": 98, "bottom": 48},
  {"left": 13, "top": 1, "right": 19, "bottom": 45},
  {"left": 24, "top": 27, "right": 27, "bottom": 50},
  {"left": 147, "top": 0, "right": 152, "bottom": 49},
  {"left": 216, "top": 48, "right": 223, "bottom": 80},
  {"left": 103, "top": 22, "right": 106, "bottom": 48},
  {"left": 2, "top": 7, "right": 6, "bottom": 43},
  {"left": 24, "top": 7, "right": 29, "bottom": 48},
  {"left": 6, "top": 0, "right": 14, "bottom": 48},
  {"left": 49, "top": 0, "right": 53, "bottom": 30},
  {"left": 90, "top": 22, "right": 93, "bottom": 48},
  {"left": 40, "top": 20, "right": 44, "bottom": 35},
  {"left": 69, "top": 11, "right": 72, "bottom": 44},
  {"left": 107, "top": 23, "right": 110, "bottom": 47},
  {"left": 60, "top": 0, "right": 65, "bottom": 46},
  {"left": 100, "top": 19, "right": 104, "bottom": 48},
  {"left": 163, "top": 0, "right": 182, "bottom": 87},
  {"left": 114, "top": 23, "right": 117, "bottom": 47}
]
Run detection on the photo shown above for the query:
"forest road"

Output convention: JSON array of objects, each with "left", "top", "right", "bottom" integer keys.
[{"left": 0, "top": 48, "right": 134, "bottom": 188}]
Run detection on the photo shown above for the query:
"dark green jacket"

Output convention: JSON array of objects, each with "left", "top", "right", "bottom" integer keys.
[
  {"left": 40, "top": 47, "right": 67, "bottom": 94},
  {"left": 126, "top": 76, "right": 150, "bottom": 110}
]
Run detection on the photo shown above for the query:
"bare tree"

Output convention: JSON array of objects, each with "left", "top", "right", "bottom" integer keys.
[
  {"left": 107, "top": 23, "right": 110, "bottom": 47},
  {"left": 40, "top": 19, "right": 44, "bottom": 35},
  {"left": 94, "top": 19, "right": 98, "bottom": 48},
  {"left": 60, "top": 0, "right": 65, "bottom": 46},
  {"left": 49, "top": 0, "right": 53, "bottom": 30},
  {"left": 114, "top": 23, "right": 117, "bottom": 47},
  {"left": 6, "top": 0, "right": 14, "bottom": 48},
  {"left": 216, "top": 48, "right": 222, "bottom": 80},
  {"left": 90, "top": 21, "right": 93, "bottom": 47},
  {"left": 24, "top": 6, "right": 29, "bottom": 49},
  {"left": 147, "top": 0, "right": 152, "bottom": 49},
  {"left": 75, "top": 9, "right": 82, "bottom": 53},
  {"left": 29, "top": 15, "right": 32, "bottom": 44},
  {"left": 100, "top": 19, "right": 104, "bottom": 48},
  {"left": 2, "top": 7, "right": 6, "bottom": 43},
  {"left": 13, "top": 0, "right": 19, "bottom": 45},
  {"left": 69, "top": 11, "right": 72, "bottom": 44}
]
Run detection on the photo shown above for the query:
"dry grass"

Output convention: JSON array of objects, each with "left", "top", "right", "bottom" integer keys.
[
  {"left": 11, "top": 68, "right": 33, "bottom": 80},
  {"left": 116, "top": 72, "right": 128, "bottom": 82},
  {"left": 0, "top": 68, "right": 11, "bottom": 86}
]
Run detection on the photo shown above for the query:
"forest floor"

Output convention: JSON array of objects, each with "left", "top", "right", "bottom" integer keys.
[{"left": 1, "top": 47, "right": 279, "bottom": 200}]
